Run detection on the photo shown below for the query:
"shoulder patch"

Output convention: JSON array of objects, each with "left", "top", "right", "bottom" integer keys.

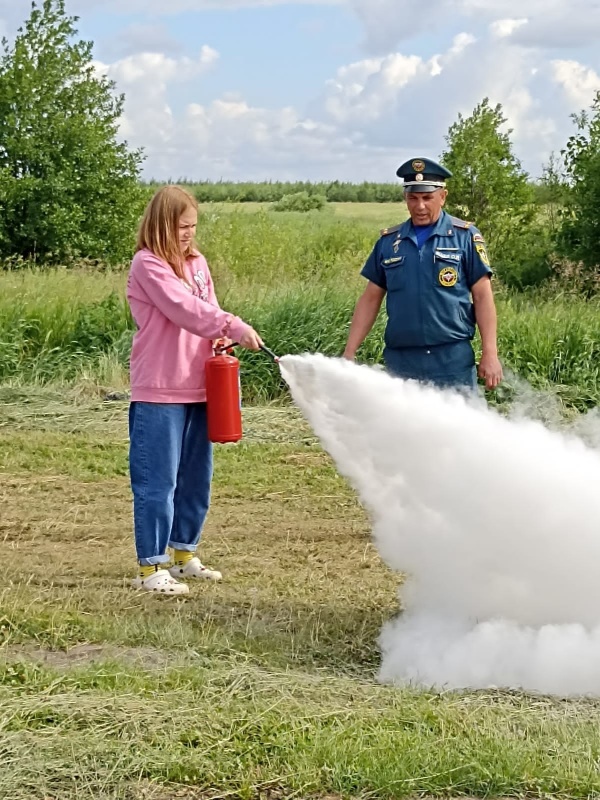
[
  {"left": 379, "top": 223, "right": 403, "bottom": 237},
  {"left": 451, "top": 216, "right": 473, "bottom": 230}
]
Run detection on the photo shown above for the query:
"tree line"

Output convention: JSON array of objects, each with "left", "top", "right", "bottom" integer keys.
[
  {"left": 171, "top": 180, "right": 406, "bottom": 204},
  {"left": 0, "top": 0, "right": 599, "bottom": 293}
]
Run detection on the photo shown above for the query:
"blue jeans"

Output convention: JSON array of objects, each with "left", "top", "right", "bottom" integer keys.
[
  {"left": 384, "top": 340, "right": 477, "bottom": 391},
  {"left": 129, "top": 402, "right": 213, "bottom": 565}
]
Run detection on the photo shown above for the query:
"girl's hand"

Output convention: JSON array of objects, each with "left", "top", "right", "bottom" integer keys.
[{"left": 239, "top": 327, "right": 263, "bottom": 351}]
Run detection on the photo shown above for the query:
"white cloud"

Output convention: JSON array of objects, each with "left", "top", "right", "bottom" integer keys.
[
  {"left": 349, "top": 0, "right": 450, "bottom": 52},
  {"left": 107, "top": 23, "right": 185, "bottom": 59},
  {"left": 311, "top": 27, "right": 581, "bottom": 179},
  {"left": 490, "top": 18, "right": 528, "bottom": 38},
  {"left": 93, "top": 48, "right": 220, "bottom": 171},
  {"left": 315, "top": 32, "right": 478, "bottom": 149},
  {"left": 100, "top": 47, "right": 218, "bottom": 86},
  {"left": 552, "top": 60, "right": 600, "bottom": 107},
  {"left": 70, "top": 0, "right": 342, "bottom": 11},
  {"left": 460, "top": 0, "right": 600, "bottom": 46},
  {"left": 98, "top": 20, "right": 599, "bottom": 182},
  {"left": 322, "top": 54, "right": 424, "bottom": 124},
  {"left": 5, "top": 0, "right": 598, "bottom": 182},
  {"left": 348, "top": 0, "right": 600, "bottom": 51}
]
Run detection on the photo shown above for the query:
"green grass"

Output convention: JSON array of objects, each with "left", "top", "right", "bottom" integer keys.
[
  {"left": 2, "top": 202, "right": 600, "bottom": 797},
  {"left": 1, "top": 201, "right": 598, "bottom": 409},
  {"left": 198, "top": 200, "right": 408, "bottom": 226},
  {"left": 3, "top": 663, "right": 600, "bottom": 800},
  {"left": 1, "top": 264, "right": 600, "bottom": 409},
  {"left": 2, "top": 390, "right": 600, "bottom": 798}
]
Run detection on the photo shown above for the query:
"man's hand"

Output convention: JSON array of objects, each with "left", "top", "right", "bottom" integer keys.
[{"left": 478, "top": 352, "right": 503, "bottom": 390}]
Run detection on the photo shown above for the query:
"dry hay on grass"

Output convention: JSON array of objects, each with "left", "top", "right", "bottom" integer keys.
[
  {"left": 1, "top": 387, "right": 396, "bottom": 675},
  {"left": 0, "top": 386, "right": 317, "bottom": 444}
]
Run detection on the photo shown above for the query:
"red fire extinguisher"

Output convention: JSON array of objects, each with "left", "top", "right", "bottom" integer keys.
[{"left": 205, "top": 348, "right": 242, "bottom": 443}]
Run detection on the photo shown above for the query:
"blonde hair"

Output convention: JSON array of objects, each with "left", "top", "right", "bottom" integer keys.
[{"left": 136, "top": 185, "right": 199, "bottom": 280}]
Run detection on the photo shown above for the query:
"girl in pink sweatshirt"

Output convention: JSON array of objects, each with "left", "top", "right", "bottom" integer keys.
[{"left": 127, "top": 185, "right": 262, "bottom": 594}]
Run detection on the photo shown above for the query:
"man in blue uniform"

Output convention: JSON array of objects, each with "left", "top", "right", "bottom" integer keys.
[{"left": 343, "top": 157, "right": 503, "bottom": 391}]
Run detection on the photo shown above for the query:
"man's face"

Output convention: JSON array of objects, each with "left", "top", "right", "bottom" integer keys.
[{"left": 405, "top": 188, "right": 447, "bottom": 226}]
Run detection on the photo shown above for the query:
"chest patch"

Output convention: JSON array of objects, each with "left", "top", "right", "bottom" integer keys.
[
  {"left": 435, "top": 249, "right": 461, "bottom": 262},
  {"left": 439, "top": 266, "right": 458, "bottom": 287}
]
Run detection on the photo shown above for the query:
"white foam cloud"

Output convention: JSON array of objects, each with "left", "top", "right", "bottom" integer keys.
[{"left": 280, "top": 354, "right": 600, "bottom": 696}]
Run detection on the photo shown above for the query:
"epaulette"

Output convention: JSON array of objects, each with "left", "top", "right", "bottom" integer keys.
[
  {"left": 379, "top": 223, "right": 402, "bottom": 237},
  {"left": 451, "top": 216, "right": 473, "bottom": 229}
]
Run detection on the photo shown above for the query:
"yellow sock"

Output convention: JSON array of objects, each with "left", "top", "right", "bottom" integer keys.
[
  {"left": 139, "top": 564, "right": 160, "bottom": 580},
  {"left": 173, "top": 550, "right": 195, "bottom": 567}
]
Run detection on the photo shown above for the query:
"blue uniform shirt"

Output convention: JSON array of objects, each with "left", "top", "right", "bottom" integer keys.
[{"left": 361, "top": 210, "right": 492, "bottom": 349}]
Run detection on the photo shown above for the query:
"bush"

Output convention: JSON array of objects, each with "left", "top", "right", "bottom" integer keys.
[
  {"left": 492, "top": 225, "right": 554, "bottom": 289},
  {"left": 558, "top": 91, "right": 600, "bottom": 284},
  {"left": 271, "top": 192, "right": 327, "bottom": 212}
]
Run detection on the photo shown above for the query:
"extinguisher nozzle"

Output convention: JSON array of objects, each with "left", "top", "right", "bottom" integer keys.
[{"left": 260, "top": 344, "right": 280, "bottom": 362}]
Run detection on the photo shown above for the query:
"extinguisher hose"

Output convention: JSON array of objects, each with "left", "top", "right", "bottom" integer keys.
[
  {"left": 259, "top": 344, "right": 280, "bottom": 362},
  {"left": 214, "top": 342, "right": 280, "bottom": 362}
]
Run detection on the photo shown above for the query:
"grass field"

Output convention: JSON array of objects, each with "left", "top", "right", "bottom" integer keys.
[
  {"left": 2, "top": 202, "right": 600, "bottom": 797},
  {"left": 198, "top": 201, "right": 409, "bottom": 226},
  {"left": 2, "top": 388, "right": 600, "bottom": 799}
]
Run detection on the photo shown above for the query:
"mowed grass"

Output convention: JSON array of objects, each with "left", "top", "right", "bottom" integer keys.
[{"left": 2, "top": 388, "right": 600, "bottom": 799}]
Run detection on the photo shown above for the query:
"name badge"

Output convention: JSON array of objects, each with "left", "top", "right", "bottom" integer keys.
[
  {"left": 435, "top": 250, "right": 461, "bottom": 262},
  {"left": 382, "top": 256, "right": 404, "bottom": 266}
]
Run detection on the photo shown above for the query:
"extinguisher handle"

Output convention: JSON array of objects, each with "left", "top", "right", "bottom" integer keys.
[
  {"left": 214, "top": 342, "right": 239, "bottom": 355},
  {"left": 214, "top": 341, "right": 280, "bottom": 362}
]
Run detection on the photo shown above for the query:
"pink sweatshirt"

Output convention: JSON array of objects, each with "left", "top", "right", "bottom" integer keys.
[{"left": 126, "top": 248, "right": 251, "bottom": 403}]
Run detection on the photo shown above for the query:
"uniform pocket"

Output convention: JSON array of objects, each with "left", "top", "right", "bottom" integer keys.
[
  {"left": 434, "top": 249, "right": 463, "bottom": 288},
  {"left": 382, "top": 256, "right": 406, "bottom": 291}
]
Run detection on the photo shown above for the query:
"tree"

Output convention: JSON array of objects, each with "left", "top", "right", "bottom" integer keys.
[
  {"left": 441, "top": 98, "right": 552, "bottom": 289},
  {"left": 0, "top": 0, "right": 145, "bottom": 265},
  {"left": 441, "top": 98, "right": 533, "bottom": 231},
  {"left": 558, "top": 91, "right": 600, "bottom": 290}
]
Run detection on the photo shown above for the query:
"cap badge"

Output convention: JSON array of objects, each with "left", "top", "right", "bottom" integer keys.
[
  {"left": 412, "top": 160, "right": 425, "bottom": 172},
  {"left": 415, "top": 173, "right": 424, "bottom": 181}
]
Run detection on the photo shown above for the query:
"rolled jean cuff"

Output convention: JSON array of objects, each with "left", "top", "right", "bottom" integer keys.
[
  {"left": 138, "top": 554, "right": 171, "bottom": 567},
  {"left": 168, "top": 541, "right": 198, "bottom": 553}
]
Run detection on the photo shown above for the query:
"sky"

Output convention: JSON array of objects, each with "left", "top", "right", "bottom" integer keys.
[{"left": 2, "top": 0, "right": 600, "bottom": 183}]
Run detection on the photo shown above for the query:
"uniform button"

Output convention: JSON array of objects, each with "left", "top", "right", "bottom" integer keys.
[{"left": 426, "top": 349, "right": 431, "bottom": 354}]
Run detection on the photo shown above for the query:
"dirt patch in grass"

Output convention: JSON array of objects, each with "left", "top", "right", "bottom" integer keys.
[{"left": 1, "top": 642, "right": 175, "bottom": 669}]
